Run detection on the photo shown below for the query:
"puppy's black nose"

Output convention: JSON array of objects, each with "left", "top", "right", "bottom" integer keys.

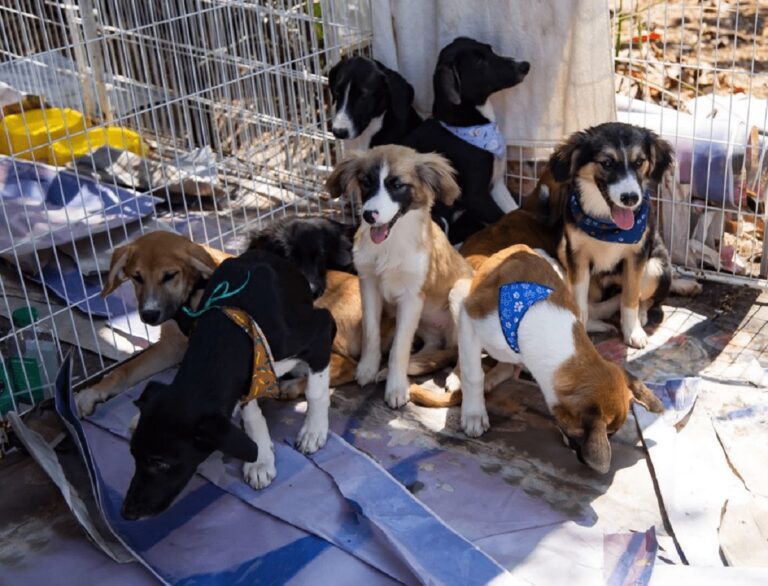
[
  {"left": 620, "top": 192, "right": 639, "bottom": 206},
  {"left": 140, "top": 309, "right": 161, "bottom": 324},
  {"left": 518, "top": 61, "right": 530, "bottom": 75},
  {"left": 332, "top": 127, "right": 349, "bottom": 139},
  {"left": 362, "top": 210, "right": 378, "bottom": 225}
]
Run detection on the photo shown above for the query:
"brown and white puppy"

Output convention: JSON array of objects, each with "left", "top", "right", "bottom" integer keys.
[
  {"left": 327, "top": 145, "right": 473, "bottom": 408},
  {"left": 450, "top": 244, "right": 663, "bottom": 473},
  {"left": 75, "top": 231, "right": 227, "bottom": 416},
  {"left": 548, "top": 122, "right": 674, "bottom": 348}
]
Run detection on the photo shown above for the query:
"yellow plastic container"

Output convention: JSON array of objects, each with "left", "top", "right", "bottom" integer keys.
[
  {"left": 49, "top": 127, "right": 146, "bottom": 165},
  {"left": 0, "top": 108, "right": 86, "bottom": 162}
]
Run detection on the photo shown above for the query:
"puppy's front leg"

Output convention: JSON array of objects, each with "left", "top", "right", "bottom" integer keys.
[
  {"left": 384, "top": 293, "right": 424, "bottom": 408},
  {"left": 621, "top": 256, "right": 648, "bottom": 349},
  {"left": 242, "top": 399, "right": 277, "bottom": 489},
  {"left": 356, "top": 275, "right": 383, "bottom": 385},
  {"left": 458, "top": 307, "right": 488, "bottom": 437},
  {"left": 296, "top": 365, "right": 330, "bottom": 454},
  {"left": 569, "top": 256, "right": 591, "bottom": 326},
  {"left": 76, "top": 322, "right": 187, "bottom": 417}
]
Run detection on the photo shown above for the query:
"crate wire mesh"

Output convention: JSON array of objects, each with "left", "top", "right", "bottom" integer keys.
[
  {"left": 612, "top": 0, "right": 768, "bottom": 286},
  {"left": 0, "top": 0, "right": 372, "bottom": 415}
]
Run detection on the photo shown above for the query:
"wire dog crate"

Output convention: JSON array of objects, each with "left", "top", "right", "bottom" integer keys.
[
  {"left": 0, "top": 0, "right": 371, "bottom": 415},
  {"left": 0, "top": 0, "right": 766, "bottom": 419}
]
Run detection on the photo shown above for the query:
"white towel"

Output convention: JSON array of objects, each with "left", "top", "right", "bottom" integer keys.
[{"left": 371, "top": 0, "right": 616, "bottom": 148}]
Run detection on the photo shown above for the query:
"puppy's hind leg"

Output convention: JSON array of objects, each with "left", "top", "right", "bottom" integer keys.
[{"left": 242, "top": 399, "right": 277, "bottom": 489}]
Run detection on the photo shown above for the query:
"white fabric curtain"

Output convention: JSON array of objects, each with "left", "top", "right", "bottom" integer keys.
[{"left": 371, "top": 0, "right": 617, "bottom": 148}]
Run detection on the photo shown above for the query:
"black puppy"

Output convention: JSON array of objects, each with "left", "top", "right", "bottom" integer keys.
[
  {"left": 405, "top": 37, "right": 530, "bottom": 243},
  {"left": 122, "top": 250, "right": 335, "bottom": 520},
  {"left": 328, "top": 56, "right": 422, "bottom": 151},
  {"left": 248, "top": 215, "right": 355, "bottom": 298}
]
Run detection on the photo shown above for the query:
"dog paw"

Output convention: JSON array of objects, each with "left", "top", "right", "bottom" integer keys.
[
  {"left": 586, "top": 319, "right": 617, "bottom": 334},
  {"left": 296, "top": 420, "right": 328, "bottom": 454},
  {"left": 671, "top": 278, "right": 703, "bottom": 297},
  {"left": 639, "top": 308, "right": 649, "bottom": 328},
  {"left": 624, "top": 325, "right": 649, "bottom": 349},
  {"left": 243, "top": 458, "right": 277, "bottom": 490},
  {"left": 278, "top": 378, "right": 306, "bottom": 400},
  {"left": 461, "top": 410, "right": 490, "bottom": 438},
  {"left": 374, "top": 367, "right": 388, "bottom": 383},
  {"left": 75, "top": 388, "right": 102, "bottom": 417},
  {"left": 384, "top": 380, "right": 410, "bottom": 409},
  {"left": 445, "top": 371, "right": 461, "bottom": 393},
  {"left": 356, "top": 356, "right": 380, "bottom": 386}
]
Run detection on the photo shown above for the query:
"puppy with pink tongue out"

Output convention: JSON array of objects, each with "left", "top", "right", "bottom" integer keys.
[{"left": 546, "top": 122, "right": 674, "bottom": 349}]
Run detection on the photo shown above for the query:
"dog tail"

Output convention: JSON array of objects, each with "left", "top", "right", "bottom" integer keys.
[
  {"left": 409, "top": 384, "right": 462, "bottom": 407},
  {"left": 406, "top": 347, "right": 457, "bottom": 376}
]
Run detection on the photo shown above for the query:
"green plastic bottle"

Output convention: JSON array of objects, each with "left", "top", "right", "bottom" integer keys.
[{"left": 5, "top": 307, "right": 60, "bottom": 411}]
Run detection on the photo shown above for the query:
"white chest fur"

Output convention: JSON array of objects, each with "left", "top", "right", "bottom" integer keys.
[
  {"left": 354, "top": 210, "right": 430, "bottom": 304},
  {"left": 343, "top": 113, "right": 384, "bottom": 153},
  {"left": 473, "top": 301, "right": 577, "bottom": 409},
  {"left": 568, "top": 227, "right": 644, "bottom": 274},
  {"left": 476, "top": 100, "right": 517, "bottom": 213}
]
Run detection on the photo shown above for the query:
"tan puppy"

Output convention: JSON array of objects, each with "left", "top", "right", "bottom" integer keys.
[
  {"left": 449, "top": 245, "right": 663, "bottom": 472},
  {"left": 327, "top": 145, "right": 472, "bottom": 408},
  {"left": 76, "top": 232, "right": 227, "bottom": 415}
]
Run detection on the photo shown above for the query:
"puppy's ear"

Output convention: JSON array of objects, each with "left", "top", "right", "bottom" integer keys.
[
  {"left": 646, "top": 131, "right": 674, "bottom": 183},
  {"left": 548, "top": 131, "right": 589, "bottom": 183},
  {"left": 193, "top": 414, "right": 259, "bottom": 462},
  {"left": 582, "top": 419, "right": 611, "bottom": 474},
  {"left": 436, "top": 64, "right": 461, "bottom": 105},
  {"left": 186, "top": 243, "right": 219, "bottom": 279},
  {"left": 328, "top": 224, "right": 354, "bottom": 268},
  {"left": 384, "top": 68, "right": 416, "bottom": 122},
  {"left": 416, "top": 153, "right": 461, "bottom": 207},
  {"left": 134, "top": 381, "right": 169, "bottom": 411},
  {"left": 102, "top": 243, "right": 134, "bottom": 297},
  {"left": 327, "top": 60, "right": 342, "bottom": 94},
  {"left": 625, "top": 370, "right": 664, "bottom": 413},
  {"left": 326, "top": 154, "right": 362, "bottom": 200}
]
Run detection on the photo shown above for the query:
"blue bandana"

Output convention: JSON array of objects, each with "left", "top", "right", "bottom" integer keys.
[
  {"left": 439, "top": 121, "right": 506, "bottom": 158},
  {"left": 569, "top": 190, "right": 651, "bottom": 244},
  {"left": 498, "top": 282, "right": 554, "bottom": 353}
]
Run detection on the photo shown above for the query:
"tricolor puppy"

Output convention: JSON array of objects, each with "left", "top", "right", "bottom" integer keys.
[
  {"left": 405, "top": 37, "right": 530, "bottom": 243},
  {"left": 76, "top": 231, "right": 231, "bottom": 416},
  {"left": 328, "top": 56, "right": 422, "bottom": 152},
  {"left": 122, "top": 251, "right": 335, "bottom": 520},
  {"left": 548, "top": 122, "right": 674, "bottom": 348},
  {"left": 326, "top": 145, "right": 472, "bottom": 408},
  {"left": 452, "top": 245, "right": 663, "bottom": 473}
]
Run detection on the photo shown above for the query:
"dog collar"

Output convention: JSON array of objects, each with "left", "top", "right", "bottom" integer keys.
[
  {"left": 569, "top": 189, "right": 651, "bottom": 244},
  {"left": 439, "top": 121, "right": 506, "bottom": 158},
  {"left": 499, "top": 282, "right": 554, "bottom": 353},
  {"left": 220, "top": 307, "right": 281, "bottom": 404}
]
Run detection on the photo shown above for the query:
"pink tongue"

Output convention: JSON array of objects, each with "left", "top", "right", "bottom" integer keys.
[
  {"left": 611, "top": 207, "right": 635, "bottom": 230},
  {"left": 370, "top": 224, "right": 390, "bottom": 244}
]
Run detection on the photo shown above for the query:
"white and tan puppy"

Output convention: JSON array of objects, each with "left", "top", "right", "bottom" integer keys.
[
  {"left": 448, "top": 244, "right": 663, "bottom": 473},
  {"left": 326, "top": 145, "right": 472, "bottom": 408}
]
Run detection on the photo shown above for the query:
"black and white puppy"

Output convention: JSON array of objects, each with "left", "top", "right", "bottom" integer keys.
[
  {"left": 121, "top": 250, "right": 335, "bottom": 520},
  {"left": 548, "top": 122, "right": 674, "bottom": 348},
  {"left": 248, "top": 215, "right": 355, "bottom": 298},
  {"left": 328, "top": 56, "right": 422, "bottom": 152},
  {"left": 404, "top": 37, "right": 530, "bottom": 243}
]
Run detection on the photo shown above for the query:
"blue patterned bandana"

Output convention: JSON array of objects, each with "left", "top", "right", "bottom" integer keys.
[
  {"left": 439, "top": 121, "right": 506, "bottom": 158},
  {"left": 569, "top": 189, "right": 651, "bottom": 244},
  {"left": 498, "top": 282, "right": 554, "bottom": 353}
]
